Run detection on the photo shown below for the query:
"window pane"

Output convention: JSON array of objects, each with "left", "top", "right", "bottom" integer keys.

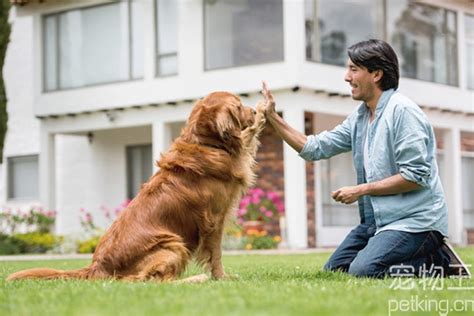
[
  {"left": 156, "top": 0, "right": 178, "bottom": 76},
  {"left": 387, "top": 1, "right": 458, "bottom": 86},
  {"left": 44, "top": 16, "right": 58, "bottom": 91},
  {"left": 305, "top": 0, "right": 383, "bottom": 66},
  {"left": 131, "top": 1, "right": 145, "bottom": 79},
  {"left": 320, "top": 152, "right": 359, "bottom": 226},
  {"left": 57, "top": 3, "right": 129, "bottom": 89},
  {"left": 156, "top": 0, "right": 177, "bottom": 55},
  {"left": 204, "top": 0, "right": 284, "bottom": 70},
  {"left": 462, "top": 157, "right": 474, "bottom": 228},
  {"left": 127, "top": 145, "right": 152, "bottom": 199},
  {"left": 158, "top": 55, "right": 177, "bottom": 76},
  {"left": 8, "top": 156, "right": 39, "bottom": 200},
  {"left": 466, "top": 14, "right": 474, "bottom": 90}
]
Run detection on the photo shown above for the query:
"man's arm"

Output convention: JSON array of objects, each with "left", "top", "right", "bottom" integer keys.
[
  {"left": 262, "top": 81, "right": 307, "bottom": 153},
  {"left": 331, "top": 174, "right": 421, "bottom": 204}
]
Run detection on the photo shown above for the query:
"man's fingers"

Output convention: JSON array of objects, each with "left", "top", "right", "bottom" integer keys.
[{"left": 261, "top": 81, "right": 274, "bottom": 101}]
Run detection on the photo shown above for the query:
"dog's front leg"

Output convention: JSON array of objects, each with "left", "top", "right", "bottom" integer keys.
[
  {"left": 207, "top": 226, "right": 227, "bottom": 279},
  {"left": 241, "top": 101, "right": 266, "bottom": 152}
]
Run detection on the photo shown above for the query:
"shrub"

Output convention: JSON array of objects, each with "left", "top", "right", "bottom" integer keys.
[
  {"left": 77, "top": 236, "right": 101, "bottom": 254},
  {"left": 0, "top": 233, "right": 25, "bottom": 255},
  {"left": 242, "top": 229, "right": 281, "bottom": 250},
  {"left": 0, "top": 207, "right": 56, "bottom": 235},
  {"left": 13, "top": 232, "right": 62, "bottom": 254},
  {"left": 77, "top": 200, "right": 130, "bottom": 253}
]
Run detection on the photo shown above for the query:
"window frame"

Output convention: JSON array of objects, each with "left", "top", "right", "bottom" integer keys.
[
  {"left": 461, "top": 151, "right": 474, "bottom": 228},
  {"left": 319, "top": 152, "right": 359, "bottom": 227},
  {"left": 202, "top": 0, "right": 285, "bottom": 71},
  {"left": 154, "top": 0, "right": 178, "bottom": 77},
  {"left": 42, "top": 1, "right": 143, "bottom": 92},
  {"left": 465, "top": 13, "right": 474, "bottom": 90},
  {"left": 7, "top": 154, "right": 40, "bottom": 201},
  {"left": 125, "top": 144, "right": 153, "bottom": 200},
  {"left": 304, "top": 0, "right": 461, "bottom": 87}
]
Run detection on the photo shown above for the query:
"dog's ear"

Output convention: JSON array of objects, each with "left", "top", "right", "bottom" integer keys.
[
  {"left": 215, "top": 106, "right": 242, "bottom": 139},
  {"left": 211, "top": 106, "right": 243, "bottom": 155}
]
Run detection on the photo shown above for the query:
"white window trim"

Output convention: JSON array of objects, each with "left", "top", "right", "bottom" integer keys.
[
  {"left": 41, "top": 1, "right": 142, "bottom": 92},
  {"left": 6, "top": 154, "right": 40, "bottom": 203}
]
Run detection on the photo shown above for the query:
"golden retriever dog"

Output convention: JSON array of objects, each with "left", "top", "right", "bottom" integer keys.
[{"left": 7, "top": 92, "right": 266, "bottom": 283}]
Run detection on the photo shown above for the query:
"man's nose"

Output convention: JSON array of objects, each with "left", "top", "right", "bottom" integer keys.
[{"left": 344, "top": 71, "right": 351, "bottom": 82}]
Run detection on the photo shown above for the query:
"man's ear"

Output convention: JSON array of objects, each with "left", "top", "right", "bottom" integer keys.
[{"left": 373, "top": 69, "right": 383, "bottom": 84}]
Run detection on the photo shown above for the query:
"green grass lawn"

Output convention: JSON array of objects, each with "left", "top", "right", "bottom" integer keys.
[{"left": 1, "top": 248, "right": 474, "bottom": 316}]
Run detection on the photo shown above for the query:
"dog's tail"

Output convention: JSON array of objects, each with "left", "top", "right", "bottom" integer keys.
[{"left": 6, "top": 267, "right": 89, "bottom": 281}]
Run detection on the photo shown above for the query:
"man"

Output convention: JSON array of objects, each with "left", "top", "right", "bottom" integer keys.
[{"left": 262, "top": 39, "right": 454, "bottom": 278}]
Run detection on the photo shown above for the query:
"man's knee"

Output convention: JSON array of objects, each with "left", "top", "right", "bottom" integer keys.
[
  {"left": 324, "top": 259, "right": 349, "bottom": 272},
  {"left": 348, "top": 260, "right": 385, "bottom": 278}
]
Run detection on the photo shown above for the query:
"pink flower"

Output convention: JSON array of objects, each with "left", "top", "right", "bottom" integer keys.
[
  {"left": 251, "top": 195, "right": 260, "bottom": 204},
  {"left": 267, "top": 191, "right": 278, "bottom": 200},
  {"left": 85, "top": 213, "right": 93, "bottom": 223},
  {"left": 276, "top": 202, "right": 285, "bottom": 214},
  {"left": 252, "top": 188, "right": 264, "bottom": 197},
  {"left": 259, "top": 206, "right": 266, "bottom": 212},
  {"left": 239, "top": 196, "right": 251, "bottom": 208},
  {"left": 265, "top": 211, "right": 273, "bottom": 217},
  {"left": 237, "top": 208, "right": 247, "bottom": 216}
]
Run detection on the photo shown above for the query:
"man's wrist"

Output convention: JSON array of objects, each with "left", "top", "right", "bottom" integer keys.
[{"left": 359, "top": 183, "right": 372, "bottom": 196}]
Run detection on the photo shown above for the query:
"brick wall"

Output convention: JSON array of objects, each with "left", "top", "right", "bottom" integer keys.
[
  {"left": 468, "top": 229, "right": 474, "bottom": 245},
  {"left": 254, "top": 112, "right": 317, "bottom": 248},
  {"left": 305, "top": 112, "right": 316, "bottom": 248}
]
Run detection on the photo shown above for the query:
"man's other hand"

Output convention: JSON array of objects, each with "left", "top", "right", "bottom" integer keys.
[{"left": 331, "top": 185, "right": 364, "bottom": 204}]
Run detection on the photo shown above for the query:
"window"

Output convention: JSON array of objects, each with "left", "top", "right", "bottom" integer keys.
[
  {"left": 305, "top": 0, "right": 384, "bottom": 66},
  {"left": 465, "top": 14, "right": 474, "bottom": 90},
  {"left": 43, "top": 1, "right": 144, "bottom": 91},
  {"left": 320, "top": 152, "right": 359, "bottom": 226},
  {"left": 204, "top": 0, "right": 284, "bottom": 70},
  {"left": 305, "top": 0, "right": 459, "bottom": 86},
  {"left": 387, "top": 1, "right": 458, "bottom": 86},
  {"left": 155, "top": 0, "right": 178, "bottom": 76},
  {"left": 126, "top": 145, "right": 153, "bottom": 200},
  {"left": 462, "top": 156, "right": 474, "bottom": 228},
  {"left": 7, "top": 155, "right": 39, "bottom": 200}
]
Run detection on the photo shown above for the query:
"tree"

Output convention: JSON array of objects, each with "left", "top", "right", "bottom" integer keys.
[{"left": 0, "top": 0, "right": 10, "bottom": 162}]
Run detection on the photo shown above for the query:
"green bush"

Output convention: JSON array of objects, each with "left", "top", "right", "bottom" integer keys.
[
  {"left": 0, "top": 233, "right": 26, "bottom": 254},
  {"left": 77, "top": 236, "right": 101, "bottom": 254},
  {"left": 241, "top": 230, "right": 280, "bottom": 250},
  {"left": 13, "top": 232, "right": 62, "bottom": 254}
]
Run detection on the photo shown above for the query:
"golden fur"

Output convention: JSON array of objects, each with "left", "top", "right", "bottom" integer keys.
[{"left": 7, "top": 92, "right": 266, "bottom": 282}]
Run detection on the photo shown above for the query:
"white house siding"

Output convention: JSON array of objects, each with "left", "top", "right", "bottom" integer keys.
[
  {"left": 55, "top": 126, "right": 152, "bottom": 235},
  {"left": 2, "top": 0, "right": 474, "bottom": 248},
  {"left": 2, "top": 7, "right": 40, "bottom": 210}
]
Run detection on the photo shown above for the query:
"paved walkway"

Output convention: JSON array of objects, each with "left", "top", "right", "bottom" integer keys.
[{"left": 0, "top": 248, "right": 334, "bottom": 262}]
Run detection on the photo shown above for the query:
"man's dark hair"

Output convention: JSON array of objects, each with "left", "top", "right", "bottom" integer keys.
[{"left": 347, "top": 39, "right": 399, "bottom": 90}]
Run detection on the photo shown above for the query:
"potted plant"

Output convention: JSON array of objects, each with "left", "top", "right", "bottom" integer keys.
[{"left": 237, "top": 188, "right": 284, "bottom": 235}]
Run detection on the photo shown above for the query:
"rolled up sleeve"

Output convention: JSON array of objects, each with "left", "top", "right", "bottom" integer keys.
[
  {"left": 298, "top": 116, "right": 353, "bottom": 161},
  {"left": 394, "top": 107, "right": 432, "bottom": 187}
]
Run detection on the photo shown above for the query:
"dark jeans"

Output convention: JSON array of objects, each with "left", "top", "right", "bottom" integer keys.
[{"left": 324, "top": 223, "right": 450, "bottom": 278}]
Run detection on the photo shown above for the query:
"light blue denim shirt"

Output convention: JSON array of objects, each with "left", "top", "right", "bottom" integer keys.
[{"left": 300, "top": 89, "right": 448, "bottom": 236}]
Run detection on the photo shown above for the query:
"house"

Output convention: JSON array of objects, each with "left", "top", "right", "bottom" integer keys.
[{"left": 2, "top": 0, "right": 473, "bottom": 248}]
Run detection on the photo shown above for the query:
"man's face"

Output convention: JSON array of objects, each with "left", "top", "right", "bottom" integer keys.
[{"left": 344, "top": 59, "right": 378, "bottom": 102}]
